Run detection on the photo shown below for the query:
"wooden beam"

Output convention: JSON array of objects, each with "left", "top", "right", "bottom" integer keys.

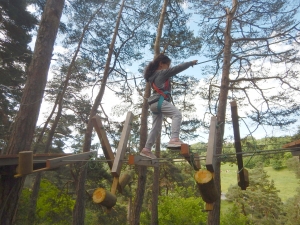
[
  {"left": 282, "top": 139, "right": 300, "bottom": 156},
  {"left": 230, "top": 101, "right": 247, "bottom": 190},
  {"left": 111, "top": 177, "right": 119, "bottom": 195},
  {"left": 46, "top": 151, "right": 96, "bottom": 169},
  {"left": 111, "top": 112, "right": 134, "bottom": 177},
  {"left": 128, "top": 155, "right": 159, "bottom": 167},
  {"left": 206, "top": 116, "right": 217, "bottom": 172},
  {"left": 0, "top": 153, "right": 72, "bottom": 167},
  {"left": 92, "top": 115, "right": 114, "bottom": 169}
]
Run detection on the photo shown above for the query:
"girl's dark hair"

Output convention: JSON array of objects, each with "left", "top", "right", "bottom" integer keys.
[{"left": 144, "top": 54, "right": 171, "bottom": 81}]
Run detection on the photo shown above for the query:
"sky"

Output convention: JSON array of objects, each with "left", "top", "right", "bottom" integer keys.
[{"left": 27, "top": 2, "right": 300, "bottom": 155}]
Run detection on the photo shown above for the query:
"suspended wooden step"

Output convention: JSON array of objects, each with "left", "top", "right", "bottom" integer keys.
[{"left": 128, "top": 154, "right": 159, "bottom": 167}]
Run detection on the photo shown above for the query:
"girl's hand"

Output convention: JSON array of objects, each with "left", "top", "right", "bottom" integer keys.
[{"left": 192, "top": 60, "right": 198, "bottom": 66}]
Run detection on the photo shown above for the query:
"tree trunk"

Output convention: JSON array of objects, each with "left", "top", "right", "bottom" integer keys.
[
  {"left": 207, "top": 1, "right": 238, "bottom": 225},
  {"left": 131, "top": 0, "right": 168, "bottom": 224},
  {"left": 151, "top": 135, "right": 161, "bottom": 225},
  {"left": 0, "top": 1, "right": 64, "bottom": 224},
  {"left": 72, "top": 1, "right": 125, "bottom": 224},
  {"left": 26, "top": 7, "right": 102, "bottom": 224}
]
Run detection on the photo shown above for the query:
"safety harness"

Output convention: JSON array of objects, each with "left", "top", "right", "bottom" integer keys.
[{"left": 151, "top": 79, "right": 171, "bottom": 114}]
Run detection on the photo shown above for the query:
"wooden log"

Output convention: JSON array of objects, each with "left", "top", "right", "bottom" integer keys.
[
  {"left": 194, "top": 169, "right": 219, "bottom": 203},
  {"left": 93, "top": 188, "right": 117, "bottom": 209},
  {"left": 237, "top": 168, "right": 249, "bottom": 188},
  {"left": 119, "top": 171, "right": 133, "bottom": 193},
  {"left": 16, "top": 151, "right": 33, "bottom": 175}
]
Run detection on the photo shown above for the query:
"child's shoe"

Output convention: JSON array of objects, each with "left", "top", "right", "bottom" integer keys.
[
  {"left": 140, "top": 148, "right": 157, "bottom": 159},
  {"left": 167, "top": 138, "right": 185, "bottom": 148}
]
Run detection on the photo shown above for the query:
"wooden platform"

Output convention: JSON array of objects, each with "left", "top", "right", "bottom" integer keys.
[
  {"left": 128, "top": 144, "right": 201, "bottom": 171},
  {"left": 282, "top": 139, "right": 300, "bottom": 156},
  {"left": 0, "top": 151, "right": 97, "bottom": 176}
]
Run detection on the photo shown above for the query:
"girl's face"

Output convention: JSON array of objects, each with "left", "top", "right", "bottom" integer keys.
[{"left": 157, "top": 61, "right": 170, "bottom": 70}]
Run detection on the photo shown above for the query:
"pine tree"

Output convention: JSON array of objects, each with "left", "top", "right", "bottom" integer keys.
[
  {"left": 226, "top": 164, "right": 284, "bottom": 225},
  {"left": 0, "top": 0, "right": 37, "bottom": 150}
]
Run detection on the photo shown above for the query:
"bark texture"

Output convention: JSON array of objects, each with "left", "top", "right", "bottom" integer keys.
[{"left": 0, "top": 1, "right": 64, "bottom": 224}]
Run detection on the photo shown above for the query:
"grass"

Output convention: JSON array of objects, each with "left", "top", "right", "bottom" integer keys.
[{"left": 220, "top": 163, "right": 299, "bottom": 202}]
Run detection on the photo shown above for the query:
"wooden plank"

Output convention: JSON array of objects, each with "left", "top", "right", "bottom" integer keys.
[
  {"left": 0, "top": 153, "right": 71, "bottom": 167},
  {"left": 111, "top": 177, "right": 119, "bottom": 195},
  {"left": 282, "top": 139, "right": 300, "bottom": 148},
  {"left": 127, "top": 155, "right": 159, "bottom": 167},
  {"left": 206, "top": 116, "right": 217, "bottom": 172},
  {"left": 92, "top": 115, "right": 114, "bottom": 169},
  {"left": 46, "top": 151, "right": 96, "bottom": 169},
  {"left": 111, "top": 112, "right": 134, "bottom": 177},
  {"left": 230, "top": 101, "right": 247, "bottom": 190}
]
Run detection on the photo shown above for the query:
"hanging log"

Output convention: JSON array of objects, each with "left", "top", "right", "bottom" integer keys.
[
  {"left": 93, "top": 188, "right": 117, "bottom": 209},
  {"left": 194, "top": 169, "right": 219, "bottom": 203},
  {"left": 237, "top": 168, "right": 249, "bottom": 188},
  {"left": 119, "top": 171, "right": 133, "bottom": 193}
]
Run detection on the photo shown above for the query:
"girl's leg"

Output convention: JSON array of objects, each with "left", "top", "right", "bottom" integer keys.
[
  {"left": 160, "top": 101, "right": 182, "bottom": 139},
  {"left": 140, "top": 102, "right": 163, "bottom": 159}
]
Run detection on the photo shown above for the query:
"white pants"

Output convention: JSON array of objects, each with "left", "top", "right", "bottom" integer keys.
[{"left": 145, "top": 100, "right": 182, "bottom": 149}]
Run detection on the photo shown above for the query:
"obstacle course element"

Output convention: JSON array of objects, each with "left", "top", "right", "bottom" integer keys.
[
  {"left": 93, "top": 188, "right": 117, "bottom": 209},
  {"left": 14, "top": 150, "right": 96, "bottom": 178},
  {"left": 198, "top": 116, "right": 219, "bottom": 211},
  {"left": 194, "top": 169, "right": 218, "bottom": 204},
  {"left": 91, "top": 112, "right": 134, "bottom": 209},
  {"left": 282, "top": 140, "right": 300, "bottom": 156},
  {"left": 128, "top": 154, "right": 159, "bottom": 167},
  {"left": 230, "top": 101, "right": 249, "bottom": 190},
  {"left": 205, "top": 116, "right": 217, "bottom": 172}
]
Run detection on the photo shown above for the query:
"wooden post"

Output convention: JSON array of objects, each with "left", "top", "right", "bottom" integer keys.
[
  {"left": 206, "top": 116, "right": 217, "bottom": 172},
  {"left": 194, "top": 169, "right": 219, "bottom": 204},
  {"left": 93, "top": 188, "right": 117, "bottom": 209},
  {"left": 92, "top": 115, "right": 115, "bottom": 169},
  {"left": 15, "top": 151, "right": 33, "bottom": 176},
  {"left": 230, "top": 101, "right": 247, "bottom": 190},
  {"left": 111, "top": 112, "right": 134, "bottom": 177}
]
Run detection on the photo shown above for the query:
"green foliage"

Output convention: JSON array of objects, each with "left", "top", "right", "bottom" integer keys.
[
  {"left": 220, "top": 203, "right": 252, "bottom": 225},
  {"left": 16, "top": 179, "right": 74, "bottom": 225},
  {"left": 156, "top": 196, "right": 206, "bottom": 225},
  {"left": 0, "top": 0, "right": 37, "bottom": 149},
  {"left": 225, "top": 165, "right": 285, "bottom": 225},
  {"left": 283, "top": 187, "right": 300, "bottom": 225}
]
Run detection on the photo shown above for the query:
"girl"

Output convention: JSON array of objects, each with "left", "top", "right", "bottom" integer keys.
[{"left": 140, "top": 54, "right": 198, "bottom": 159}]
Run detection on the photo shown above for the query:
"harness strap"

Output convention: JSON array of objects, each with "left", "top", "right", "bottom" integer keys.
[{"left": 151, "top": 81, "right": 170, "bottom": 114}]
